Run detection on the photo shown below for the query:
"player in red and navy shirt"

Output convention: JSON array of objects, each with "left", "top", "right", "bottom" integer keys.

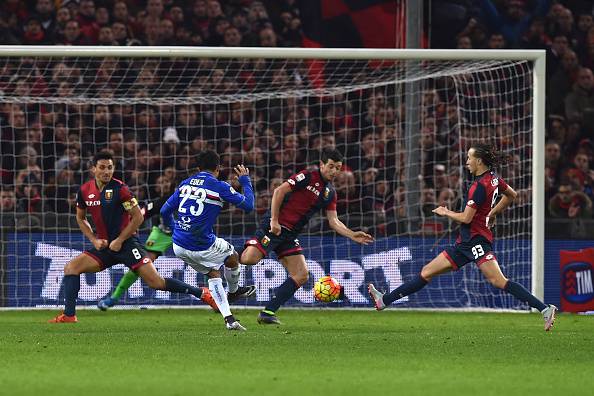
[
  {"left": 368, "top": 143, "right": 558, "bottom": 331},
  {"left": 49, "top": 151, "right": 214, "bottom": 323},
  {"left": 241, "top": 148, "right": 374, "bottom": 324}
]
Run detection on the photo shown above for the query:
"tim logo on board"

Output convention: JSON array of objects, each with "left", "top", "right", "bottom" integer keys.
[{"left": 560, "top": 248, "right": 594, "bottom": 312}]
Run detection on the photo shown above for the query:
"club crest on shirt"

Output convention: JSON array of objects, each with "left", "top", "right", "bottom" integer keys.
[
  {"left": 324, "top": 187, "right": 330, "bottom": 199},
  {"left": 261, "top": 235, "right": 271, "bottom": 246},
  {"left": 296, "top": 173, "right": 305, "bottom": 182},
  {"left": 491, "top": 178, "right": 499, "bottom": 187},
  {"left": 105, "top": 189, "right": 113, "bottom": 201}
]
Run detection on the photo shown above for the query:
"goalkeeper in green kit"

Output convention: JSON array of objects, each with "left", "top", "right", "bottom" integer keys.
[{"left": 98, "top": 197, "right": 219, "bottom": 311}]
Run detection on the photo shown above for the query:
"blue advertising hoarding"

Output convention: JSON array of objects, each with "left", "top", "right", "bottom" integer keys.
[{"left": 5, "top": 233, "right": 540, "bottom": 309}]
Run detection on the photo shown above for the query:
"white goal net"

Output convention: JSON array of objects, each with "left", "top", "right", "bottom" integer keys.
[{"left": 0, "top": 47, "right": 544, "bottom": 310}]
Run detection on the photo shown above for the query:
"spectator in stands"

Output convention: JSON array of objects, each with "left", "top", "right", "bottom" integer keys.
[
  {"left": 77, "top": 0, "right": 99, "bottom": 43},
  {"left": 564, "top": 151, "right": 594, "bottom": 199},
  {"left": 60, "top": 19, "right": 85, "bottom": 45},
  {"left": 22, "top": 16, "right": 49, "bottom": 45},
  {"left": 547, "top": 34, "right": 570, "bottom": 77},
  {"left": 548, "top": 49, "right": 580, "bottom": 115},
  {"left": 97, "top": 26, "right": 115, "bottom": 45},
  {"left": 259, "top": 26, "right": 278, "bottom": 47},
  {"left": 335, "top": 170, "right": 361, "bottom": 215},
  {"left": 223, "top": 25, "right": 242, "bottom": 46},
  {"left": 545, "top": 140, "right": 563, "bottom": 199},
  {"left": 549, "top": 183, "right": 592, "bottom": 218},
  {"left": 550, "top": 7, "right": 577, "bottom": 47},
  {"left": 520, "top": 17, "right": 551, "bottom": 48},
  {"left": 35, "top": 0, "right": 56, "bottom": 34},
  {"left": 487, "top": 32, "right": 506, "bottom": 49},
  {"left": 456, "top": 35, "right": 472, "bottom": 49},
  {"left": 478, "top": 0, "right": 552, "bottom": 48},
  {"left": 158, "top": 18, "right": 175, "bottom": 45},
  {"left": 16, "top": 174, "right": 42, "bottom": 213},
  {"left": 565, "top": 67, "right": 594, "bottom": 134},
  {"left": 576, "top": 13, "right": 593, "bottom": 54},
  {"left": 0, "top": 187, "right": 16, "bottom": 212}
]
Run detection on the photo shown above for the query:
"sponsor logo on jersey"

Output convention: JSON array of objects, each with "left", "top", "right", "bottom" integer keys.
[
  {"left": 491, "top": 178, "right": 499, "bottom": 187},
  {"left": 88, "top": 194, "right": 95, "bottom": 199},
  {"left": 485, "top": 254, "right": 494, "bottom": 260},
  {"left": 307, "top": 185, "right": 320, "bottom": 196},
  {"left": 146, "top": 241, "right": 155, "bottom": 247},
  {"left": 85, "top": 200, "right": 101, "bottom": 206},
  {"left": 248, "top": 239, "right": 258, "bottom": 245},
  {"left": 105, "top": 189, "right": 113, "bottom": 201},
  {"left": 467, "top": 200, "right": 475, "bottom": 206},
  {"left": 229, "top": 186, "right": 236, "bottom": 194},
  {"left": 261, "top": 236, "right": 271, "bottom": 247},
  {"left": 142, "top": 258, "right": 150, "bottom": 264}
]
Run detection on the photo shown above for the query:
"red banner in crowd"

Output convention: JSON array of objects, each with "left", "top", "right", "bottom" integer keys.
[{"left": 560, "top": 248, "right": 594, "bottom": 312}]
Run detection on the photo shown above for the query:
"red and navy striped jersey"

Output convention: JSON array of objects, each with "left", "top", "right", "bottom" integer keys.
[
  {"left": 277, "top": 170, "right": 337, "bottom": 233},
  {"left": 76, "top": 178, "right": 138, "bottom": 243},
  {"left": 458, "top": 170, "right": 509, "bottom": 243}
]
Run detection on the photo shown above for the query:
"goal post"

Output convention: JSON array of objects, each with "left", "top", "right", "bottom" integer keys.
[{"left": 0, "top": 46, "right": 545, "bottom": 309}]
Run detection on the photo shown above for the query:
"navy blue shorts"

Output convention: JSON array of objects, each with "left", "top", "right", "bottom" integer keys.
[
  {"left": 84, "top": 237, "right": 151, "bottom": 271},
  {"left": 244, "top": 226, "right": 303, "bottom": 259},
  {"left": 442, "top": 236, "right": 497, "bottom": 270}
]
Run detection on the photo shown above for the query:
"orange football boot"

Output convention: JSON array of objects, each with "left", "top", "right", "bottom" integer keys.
[
  {"left": 200, "top": 287, "right": 219, "bottom": 312},
  {"left": 48, "top": 313, "right": 78, "bottom": 323}
]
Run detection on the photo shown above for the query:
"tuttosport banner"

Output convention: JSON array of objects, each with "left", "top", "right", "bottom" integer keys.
[
  {"left": 5, "top": 233, "right": 535, "bottom": 309},
  {"left": 559, "top": 248, "right": 594, "bottom": 313}
]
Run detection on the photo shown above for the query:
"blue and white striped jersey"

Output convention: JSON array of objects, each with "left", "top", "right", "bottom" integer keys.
[{"left": 160, "top": 171, "right": 254, "bottom": 251}]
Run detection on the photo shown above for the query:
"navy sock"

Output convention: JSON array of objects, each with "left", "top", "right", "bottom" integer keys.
[
  {"left": 264, "top": 277, "right": 300, "bottom": 313},
  {"left": 164, "top": 278, "right": 203, "bottom": 299},
  {"left": 383, "top": 274, "right": 428, "bottom": 306},
  {"left": 504, "top": 280, "right": 547, "bottom": 311},
  {"left": 63, "top": 274, "right": 80, "bottom": 317}
]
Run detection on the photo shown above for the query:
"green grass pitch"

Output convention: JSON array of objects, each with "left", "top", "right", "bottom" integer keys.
[{"left": 1, "top": 309, "right": 593, "bottom": 396}]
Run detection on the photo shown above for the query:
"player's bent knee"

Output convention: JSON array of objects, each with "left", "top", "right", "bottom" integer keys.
[
  {"left": 240, "top": 248, "right": 262, "bottom": 265},
  {"left": 224, "top": 252, "right": 239, "bottom": 268}
]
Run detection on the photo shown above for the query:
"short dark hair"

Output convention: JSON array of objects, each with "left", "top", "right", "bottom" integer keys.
[
  {"left": 92, "top": 151, "right": 114, "bottom": 165},
  {"left": 320, "top": 148, "right": 343, "bottom": 164},
  {"left": 197, "top": 150, "right": 220, "bottom": 171}
]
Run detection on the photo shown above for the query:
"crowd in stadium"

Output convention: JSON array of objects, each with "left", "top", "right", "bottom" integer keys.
[{"left": 0, "top": 0, "right": 593, "bottom": 234}]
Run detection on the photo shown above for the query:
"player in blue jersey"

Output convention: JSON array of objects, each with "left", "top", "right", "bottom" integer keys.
[
  {"left": 368, "top": 143, "right": 558, "bottom": 331},
  {"left": 240, "top": 148, "right": 375, "bottom": 325},
  {"left": 49, "top": 152, "right": 219, "bottom": 323},
  {"left": 160, "top": 150, "right": 256, "bottom": 331}
]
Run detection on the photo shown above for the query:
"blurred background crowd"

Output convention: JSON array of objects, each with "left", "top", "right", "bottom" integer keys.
[{"left": 0, "top": 0, "right": 593, "bottom": 236}]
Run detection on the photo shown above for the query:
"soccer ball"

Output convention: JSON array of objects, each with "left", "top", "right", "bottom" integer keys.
[{"left": 313, "top": 275, "right": 341, "bottom": 303}]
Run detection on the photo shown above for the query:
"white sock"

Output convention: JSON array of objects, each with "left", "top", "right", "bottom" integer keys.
[
  {"left": 224, "top": 265, "right": 240, "bottom": 293},
  {"left": 208, "top": 278, "right": 232, "bottom": 318}
]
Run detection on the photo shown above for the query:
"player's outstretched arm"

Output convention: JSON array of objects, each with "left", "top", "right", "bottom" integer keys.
[
  {"left": 326, "top": 210, "right": 374, "bottom": 245},
  {"left": 76, "top": 207, "right": 107, "bottom": 250},
  {"left": 226, "top": 164, "right": 255, "bottom": 212},
  {"left": 432, "top": 204, "right": 476, "bottom": 224}
]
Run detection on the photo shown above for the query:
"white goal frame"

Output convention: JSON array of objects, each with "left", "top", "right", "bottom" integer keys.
[{"left": 0, "top": 46, "right": 546, "bottom": 302}]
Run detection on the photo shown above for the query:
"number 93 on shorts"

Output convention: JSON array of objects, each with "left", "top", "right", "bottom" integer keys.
[{"left": 443, "top": 236, "right": 497, "bottom": 270}]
